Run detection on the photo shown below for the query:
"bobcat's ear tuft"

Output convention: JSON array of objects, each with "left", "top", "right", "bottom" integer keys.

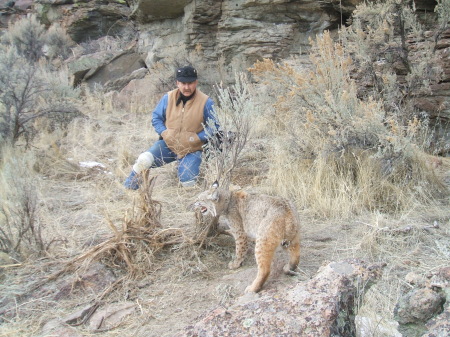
[{"left": 212, "top": 180, "right": 219, "bottom": 189}]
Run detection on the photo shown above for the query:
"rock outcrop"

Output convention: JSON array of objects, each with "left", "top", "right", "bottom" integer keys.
[
  {"left": 394, "top": 267, "right": 449, "bottom": 337},
  {"left": 133, "top": 0, "right": 191, "bottom": 22},
  {"left": 33, "top": 0, "right": 350, "bottom": 68},
  {"left": 34, "top": 0, "right": 133, "bottom": 42},
  {"left": 180, "top": 259, "right": 385, "bottom": 337},
  {"left": 2, "top": 0, "right": 448, "bottom": 149}
]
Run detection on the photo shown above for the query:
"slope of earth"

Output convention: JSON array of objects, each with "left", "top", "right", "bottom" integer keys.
[{"left": 0, "top": 107, "right": 449, "bottom": 337}]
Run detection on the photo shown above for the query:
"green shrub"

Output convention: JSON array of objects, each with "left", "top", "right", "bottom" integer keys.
[
  {"left": 2, "top": 15, "right": 74, "bottom": 62},
  {"left": 45, "top": 23, "right": 75, "bottom": 60},
  {"left": 202, "top": 73, "right": 255, "bottom": 187}
]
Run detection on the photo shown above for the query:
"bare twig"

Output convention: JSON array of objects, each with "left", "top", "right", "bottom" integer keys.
[{"left": 203, "top": 73, "right": 253, "bottom": 188}]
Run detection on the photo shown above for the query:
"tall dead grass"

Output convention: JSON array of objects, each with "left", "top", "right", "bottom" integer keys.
[
  {"left": 0, "top": 146, "right": 45, "bottom": 260},
  {"left": 250, "top": 32, "right": 447, "bottom": 218}
]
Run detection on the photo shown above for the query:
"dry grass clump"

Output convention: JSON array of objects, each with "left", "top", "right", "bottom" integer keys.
[
  {"left": 0, "top": 146, "right": 46, "bottom": 260},
  {"left": 46, "top": 175, "right": 215, "bottom": 282},
  {"left": 249, "top": 31, "right": 447, "bottom": 217},
  {"left": 57, "top": 177, "right": 169, "bottom": 279},
  {"left": 348, "top": 211, "right": 450, "bottom": 335},
  {"left": 32, "top": 142, "right": 85, "bottom": 180}
]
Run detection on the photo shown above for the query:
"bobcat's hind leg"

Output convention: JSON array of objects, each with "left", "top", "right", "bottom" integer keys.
[
  {"left": 283, "top": 237, "right": 300, "bottom": 275},
  {"left": 229, "top": 232, "right": 248, "bottom": 270},
  {"left": 245, "top": 238, "right": 278, "bottom": 293}
]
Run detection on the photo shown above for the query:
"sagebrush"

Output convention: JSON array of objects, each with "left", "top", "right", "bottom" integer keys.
[
  {"left": 0, "top": 16, "right": 79, "bottom": 146},
  {"left": 250, "top": 29, "right": 446, "bottom": 216}
]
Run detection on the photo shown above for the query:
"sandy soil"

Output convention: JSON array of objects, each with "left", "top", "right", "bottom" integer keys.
[{"left": 0, "top": 127, "right": 449, "bottom": 337}]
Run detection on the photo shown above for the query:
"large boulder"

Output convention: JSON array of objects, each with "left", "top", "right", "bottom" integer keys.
[
  {"left": 394, "top": 267, "right": 449, "bottom": 337},
  {"left": 35, "top": 0, "right": 132, "bottom": 43},
  {"left": 83, "top": 49, "right": 147, "bottom": 91},
  {"left": 65, "top": 40, "right": 146, "bottom": 90},
  {"left": 180, "top": 259, "right": 385, "bottom": 337}
]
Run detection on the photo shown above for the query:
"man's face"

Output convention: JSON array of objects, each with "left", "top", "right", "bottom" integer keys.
[{"left": 177, "top": 80, "right": 198, "bottom": 96}]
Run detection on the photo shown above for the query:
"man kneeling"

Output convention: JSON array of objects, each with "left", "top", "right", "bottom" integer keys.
[{"left": 124, "top": 65, "right": 219, "bottom": 189}]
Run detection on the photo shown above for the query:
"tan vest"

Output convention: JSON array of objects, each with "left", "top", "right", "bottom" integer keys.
[{"left": 162, "top": 88, "right": 209, "bottom": 157}]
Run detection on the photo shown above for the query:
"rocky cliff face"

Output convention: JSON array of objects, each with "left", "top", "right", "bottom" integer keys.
[
  {"left": 33, "top": 0, "right": 351, "bottom": 67},
  {"left": 32, "top": 0, "right": 441, "bottom": 67},
  {"left": 2, "top": 0, "right": 448, "bottom": 150}
]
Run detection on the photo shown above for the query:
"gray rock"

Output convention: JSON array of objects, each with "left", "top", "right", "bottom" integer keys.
[
  {"left": 180, "top": 259, "right": 385, "bottom": 337},
  {"left": 395, "top": 288, "right": 445, "bottom": 324},
  {"left": 394, "top": 266, "right": 449, "bottom": 337},
  {"left": 134, "top": 0, "right": 192, "bottom": 22}
]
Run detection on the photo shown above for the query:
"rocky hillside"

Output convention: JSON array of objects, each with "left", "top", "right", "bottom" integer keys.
[
  {"left": 26, "top": 0, "right": 442, "bottom": 67},
  {"left": 1, "top": 0, "right": 448, "bottom": 152},
  {"left": 0, "top": 2, "right": 449, "bottom": 336}
]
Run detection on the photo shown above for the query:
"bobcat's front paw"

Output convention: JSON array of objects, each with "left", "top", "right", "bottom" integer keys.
[
  {"left": 245, "top": 284, "right": 260, "bottom": 293},
  {"left": 228, "top": 260, "right": 242, "bottom": 270},
  {"left": 283, "top": 264, "right": 299, "bottom": 276}
]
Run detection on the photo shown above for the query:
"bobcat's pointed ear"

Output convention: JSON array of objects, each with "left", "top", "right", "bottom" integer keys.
[
  {"left": 211, "top": 190, "right": 219, "bottom": 201},
  {"left": 212, "top": 180, "right": 219, "bottom": 189}
]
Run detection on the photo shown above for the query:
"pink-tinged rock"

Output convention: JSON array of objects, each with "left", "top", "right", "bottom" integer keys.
[{"left": 180, "top": 259, "right": 385, "bottom": 337}]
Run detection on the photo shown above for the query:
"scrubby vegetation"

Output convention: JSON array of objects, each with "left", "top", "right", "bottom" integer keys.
[
  {"left": 250, "top": 31, "right": 445, "bottom": 217},
  {"left": 0, "top": 1, "right": 448, "bottom": 336},
  {"left": 0, "top": 15, "right": 78, "bottom": 146},
  {"left": 0, "top": 148, "right": 44, "bottom": 259}
]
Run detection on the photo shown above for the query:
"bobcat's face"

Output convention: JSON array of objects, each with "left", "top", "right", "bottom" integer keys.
[{"left": 192, "top": 181, "right": 221, "bottom": 217}]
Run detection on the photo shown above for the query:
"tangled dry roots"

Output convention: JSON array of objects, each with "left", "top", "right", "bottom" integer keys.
[
  {"left": 60, "top": 173, "right": 218, "bottom": 280},
  {"left": 40, "top": 175, "right": 174, "bottom": 282},
  {"left": 92, "top": 174, "right": 182, "bottom": 278}
]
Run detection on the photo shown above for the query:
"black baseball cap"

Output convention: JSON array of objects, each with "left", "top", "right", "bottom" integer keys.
[{"left": 176, "top": 66, "right": 198, "bottom": 82}]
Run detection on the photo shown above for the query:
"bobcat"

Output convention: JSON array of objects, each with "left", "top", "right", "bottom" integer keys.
[{"left": 193, "top": 181, "right": 301, "bottom": 293}]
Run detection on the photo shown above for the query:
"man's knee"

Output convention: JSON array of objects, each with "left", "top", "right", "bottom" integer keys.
[
  {"left": 178, "top": 158, "right": 201, "bottom": 187},
  {"left": 133, "top": 152, "right": 154, "bottom": 173}
]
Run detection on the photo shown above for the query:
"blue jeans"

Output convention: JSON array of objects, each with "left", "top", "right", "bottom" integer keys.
[{"left": 147, "top": 140, "right": 202, "bottom": 183}]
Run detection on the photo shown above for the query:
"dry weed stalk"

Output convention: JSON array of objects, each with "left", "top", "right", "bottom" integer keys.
[
  {"left": 76, "top": 174, "right": 184, "bottom": 278},
  {"left": 195, "top": 74, "right": 254, "bottom": 237},
  {"left": 43, "top": 174, "right": 216, "bottom": 284},
  {"left": 202, "top": 73, "right": 253, "bottom": 188}
]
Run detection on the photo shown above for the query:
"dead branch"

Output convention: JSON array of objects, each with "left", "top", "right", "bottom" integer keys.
[{"left": 203, "top": 73, "right": 253, "bottom": 188}]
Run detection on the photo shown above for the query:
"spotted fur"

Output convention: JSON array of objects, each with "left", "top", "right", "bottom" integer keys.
[{"left": 193, "top": 182, "right": 301, "bottom": 293}]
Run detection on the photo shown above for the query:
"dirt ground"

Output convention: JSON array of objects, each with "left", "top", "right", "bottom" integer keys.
[{"left": 0, "top": 139, "right": 449, "bottom": 337}]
